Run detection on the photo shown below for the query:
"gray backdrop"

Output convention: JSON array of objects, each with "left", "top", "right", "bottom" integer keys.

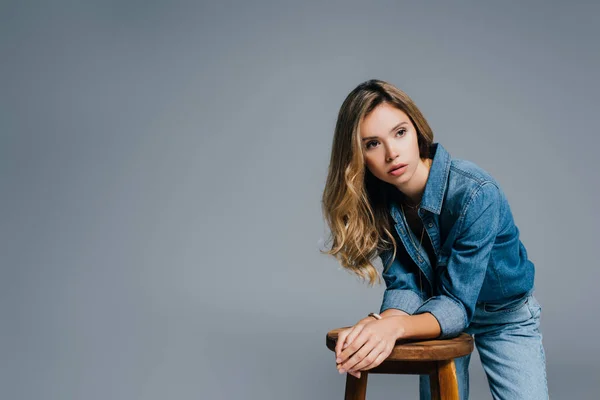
[{"left": 2, "top": 1, "right": 599, "bottom": 399}]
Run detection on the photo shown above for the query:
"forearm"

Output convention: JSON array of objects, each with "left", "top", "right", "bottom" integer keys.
[
  {"left": 380, "top": 308, "right": 409, "bottom": 317},
  {"left": 391, "top": 312, "right": 441, "bottom": 340}
]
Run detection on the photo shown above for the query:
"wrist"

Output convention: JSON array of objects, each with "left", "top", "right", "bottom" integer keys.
[
  {"left": 367, "top": 312, "right": 382, "bottom": 321},
  {"left": 389, "top": 315, "right": 409, "bottom": 340}
]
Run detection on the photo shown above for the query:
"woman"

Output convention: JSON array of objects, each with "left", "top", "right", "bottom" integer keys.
[{"left": 321, "top": 79, "right": 548, "bottom": 399}]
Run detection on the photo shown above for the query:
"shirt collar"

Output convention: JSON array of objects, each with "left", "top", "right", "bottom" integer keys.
[{"left": 419, "top": 142, "right": 451, "bottom": 215}]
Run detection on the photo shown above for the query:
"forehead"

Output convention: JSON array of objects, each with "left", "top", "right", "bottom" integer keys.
[{"left": 359, "top": 103, "right": 411, "bottom": 137}]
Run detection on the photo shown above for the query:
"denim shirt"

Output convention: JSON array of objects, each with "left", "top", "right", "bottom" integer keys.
[{"left": 379, "top": 143, "right": 535, "bottom": 339}]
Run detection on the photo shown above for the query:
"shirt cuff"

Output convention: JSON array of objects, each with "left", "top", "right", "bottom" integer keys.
[
  {"left": 414, "top": 296, "right": 467, "bottom": 339},
  {"left": 380, "top": 289, "right": 425, "bottom": 315}
]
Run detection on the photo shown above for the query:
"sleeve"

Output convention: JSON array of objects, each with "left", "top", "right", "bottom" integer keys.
[
  {"left": 379, "top": 246, "right": 427, "bottom": 315},
  {"left": 413, "top": 182, "right": 501, "bottom": 338}
]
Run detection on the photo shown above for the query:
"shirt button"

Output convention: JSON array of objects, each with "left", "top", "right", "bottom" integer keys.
[
  {"left": 428, "top": 222, "right": 433, "bottom": 227},
  {"left": 418, "top": 257, "right": 423, "bottom": 262}
]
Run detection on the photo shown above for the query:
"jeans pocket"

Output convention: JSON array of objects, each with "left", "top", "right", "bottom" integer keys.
[
  {"left": 483, "top": 292, "right": 529, "bottom": 313},
  {"left": 526, "top": 294, "right": 542, "bottom": 319}
]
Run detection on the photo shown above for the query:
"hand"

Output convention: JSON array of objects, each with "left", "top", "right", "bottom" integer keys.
[
  {"left": 334, "top": 316, "right": 406, "bottom": 378},
  {"left": 334, "top": 317, "right": 373, "bottom": 378}
]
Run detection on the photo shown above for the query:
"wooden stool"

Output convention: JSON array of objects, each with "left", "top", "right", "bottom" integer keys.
[{"left": 326, "top": 328, "right": 474, "bottom": 400}]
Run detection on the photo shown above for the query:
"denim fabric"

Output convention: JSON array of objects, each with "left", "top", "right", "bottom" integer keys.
[
  {"left": 379, "top": 143, "right": 536, "bottom": 339},
  {"left": 419, "top": 293, "right": 548, "bottom": 399}
]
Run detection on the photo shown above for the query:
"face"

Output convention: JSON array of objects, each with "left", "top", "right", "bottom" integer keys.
[{"left": 359, "top": 102, "right": 425, "bottom": 190}]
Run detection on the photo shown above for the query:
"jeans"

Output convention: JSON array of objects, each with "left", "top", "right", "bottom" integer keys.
[{"left": 419, "top": 293, "right": 548, "bottom": 400}]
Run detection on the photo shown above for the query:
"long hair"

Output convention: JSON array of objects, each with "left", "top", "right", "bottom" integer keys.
[{"left": 321, "top": 79, "right": 435, "bottom": 285}]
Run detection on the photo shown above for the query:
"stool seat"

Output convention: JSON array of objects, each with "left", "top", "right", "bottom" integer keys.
[
  {"left": 326, "top": 327, "right": 473, "bottom": 361},
  {"left": 326, "top": 327, "right": 474, "bottom": 399}
]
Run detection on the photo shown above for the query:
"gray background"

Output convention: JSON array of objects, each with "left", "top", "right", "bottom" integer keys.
[{"left": 2, "top": 1, "right": 599, "bottom": 399}]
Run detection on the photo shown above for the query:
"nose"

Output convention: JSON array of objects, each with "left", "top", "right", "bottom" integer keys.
[{"left": 385, "top": 144, "right": 398, "bottom": 162}]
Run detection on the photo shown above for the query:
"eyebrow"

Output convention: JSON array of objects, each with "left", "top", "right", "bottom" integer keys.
[{"left": 361, "top": 121, "right": 409, "bottom": 141}]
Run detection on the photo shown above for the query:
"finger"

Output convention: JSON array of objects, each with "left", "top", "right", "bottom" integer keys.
[
  {"left": 343, "top": 324, "right": 366, "bottom": 350},
  {"left": 339, "top": 328, "right": 371, "bottom": 364},
  {"left": 335, "top": 328, "right": 351, "bottom": 358},
  {"left": 350, "top": 339, "right": 387, "bottom": 372},
  {"left": 337, "top": 325, "right": 364, "bottom": 362},
  {"left": 346, "top": 337, "right": 383, "bottom": 372},
  {"left": 340, "top": 336, "right": 377, "bottom": 373},
  {"left": 362, "top": 349, "right": 390, "bottom": 372},
  {"left": 349, "top": 370, "right": 361, "bottom": 379},
  {"left": 340, "top": 368, "right": 359, "bottom": 378},
  {"left": 336, "top": 326, "right": 358, "bottom": 358}
]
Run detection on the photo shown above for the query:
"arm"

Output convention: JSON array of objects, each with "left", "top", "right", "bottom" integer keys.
[
  {"left": 335, "top": 248, "right": 432, "bottom": 376},
  {"left": 336, "top": 183, "right": 501, "bottom": 375},
  {"left": 336, "top": 231, "right": 430, "bottom": 357},
  {"left": 335, "top": 313, "right": 441, "bottom": 377},
  {"left": 412, "top": 182, "right": 501, "bottom": 338},
  {"left": 380, "top": 308, "right": 409, "bottom": 317},
  {"left": 338, "top": 251, "right": 420, "bottom": 351},
  {"left": 379, "top": 246, "right": 427, "bottom": 315}
]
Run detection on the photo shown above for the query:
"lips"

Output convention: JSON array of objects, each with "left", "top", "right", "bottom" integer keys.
[{"left": 388, "top": 164, "right": 407, "bottom": 173}]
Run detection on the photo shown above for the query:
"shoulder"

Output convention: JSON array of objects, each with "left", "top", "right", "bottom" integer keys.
[
  {"left": 444, "top": 158, "right": 503, "bottom": 213},
  {"left": 449, "top": 158, "right": 497, "bottom": 186}
]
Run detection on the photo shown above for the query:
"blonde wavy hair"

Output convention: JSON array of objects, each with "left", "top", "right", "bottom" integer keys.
[{"left": 321, "top": 79, "right": 435, "bottom": 285}]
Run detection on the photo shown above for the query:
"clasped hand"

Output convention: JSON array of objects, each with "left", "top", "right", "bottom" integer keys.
[{"left": 334, "top": 315, "right": 405, "bottom": 379}]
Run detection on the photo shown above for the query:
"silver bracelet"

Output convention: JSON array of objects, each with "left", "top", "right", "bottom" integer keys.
[{"left": 368, "top": 312, "right": 382, "bottom": 320}]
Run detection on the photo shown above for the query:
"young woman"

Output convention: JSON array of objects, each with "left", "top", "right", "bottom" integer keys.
[{"left": 321, "top": 79, "right": 548, "bottom": 399}]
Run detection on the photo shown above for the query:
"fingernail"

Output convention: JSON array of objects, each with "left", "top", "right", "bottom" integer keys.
[
  {"left": 339, "top": 369, "right": 345, "bottom": 374},
  {"left": 336, "top": 357, "right": 341, "bottom": 363},
  {"left": 343, "top": 343, "right": 348, "bottom": 348}
]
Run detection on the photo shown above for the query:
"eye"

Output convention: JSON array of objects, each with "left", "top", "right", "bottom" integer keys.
[
  {"left": 365, "top": 140, "right": 379, "bottom": 149},
  {"left": 396, "top": 128, "right": 407, "bottom": 137}
]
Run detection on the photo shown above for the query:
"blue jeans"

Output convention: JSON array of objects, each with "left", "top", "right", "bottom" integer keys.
[{"left": 419, "top": 293, "right": 548, "bottom": 399}]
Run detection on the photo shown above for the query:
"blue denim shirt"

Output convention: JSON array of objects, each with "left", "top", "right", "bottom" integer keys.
[{"left": 379, "top": 143, "right": 535, "bottom": 339}]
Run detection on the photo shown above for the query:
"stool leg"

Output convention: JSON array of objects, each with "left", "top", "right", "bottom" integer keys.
[
  {"left": 344, "top": 372, "right": 368, "bottom": 400},
  {"left": 429, "top": 360, "right": 459, "bottom": 400}
]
